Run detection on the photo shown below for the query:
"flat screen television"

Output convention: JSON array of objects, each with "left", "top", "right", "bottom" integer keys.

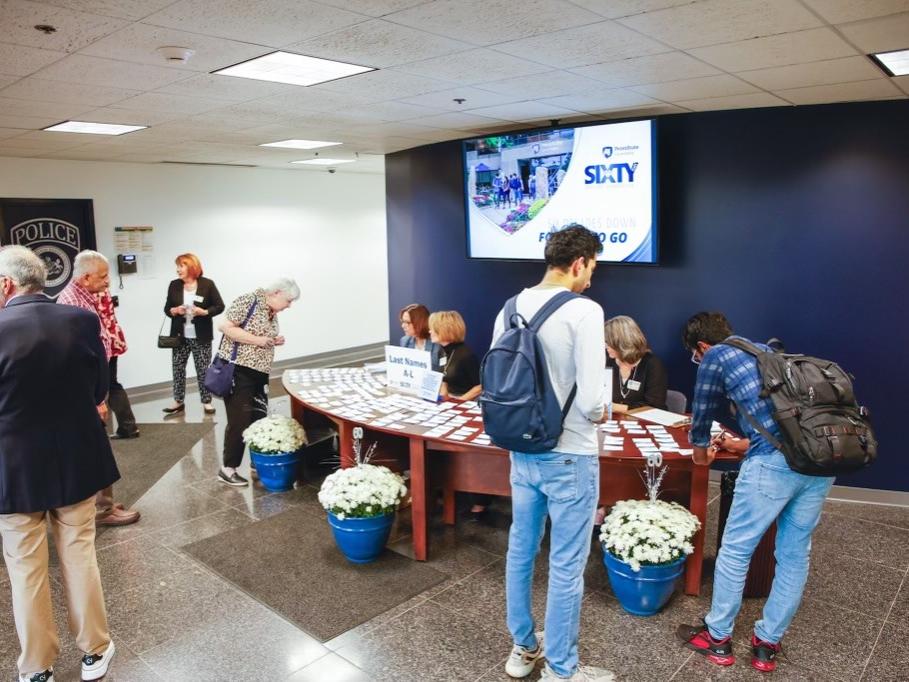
[{"left": 463, "top": 118, "right": 657, "bottom": 263}]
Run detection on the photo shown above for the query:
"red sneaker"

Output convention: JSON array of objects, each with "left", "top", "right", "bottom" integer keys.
[
  {"left": 677, "top": 622, "right": 735, "bottom": 666},
  {"left": 751, "top": 634, "right": 782, "bottom": 672}
]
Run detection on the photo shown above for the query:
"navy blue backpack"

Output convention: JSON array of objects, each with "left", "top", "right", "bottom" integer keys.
[{"left": 479, "top": 291, "right": 579, "bottom": 453}]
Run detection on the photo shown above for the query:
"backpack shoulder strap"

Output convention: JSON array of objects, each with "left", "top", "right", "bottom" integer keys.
[
  {"left": 527, "top": 290, "right": 580, "bottom": 332},
  {"left": 729, "top": 397, "right": 786, "bottom": 453},
  {"left": 503, "top": 295, "right": 523, "bottom": 330},
  {"left": 721, "top": 336, "right": 765, "bottom": 357}
]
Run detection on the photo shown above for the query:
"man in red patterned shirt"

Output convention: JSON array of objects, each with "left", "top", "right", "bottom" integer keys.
[{"left": 57, "top": 251, "right": 140, "bottom": 527}]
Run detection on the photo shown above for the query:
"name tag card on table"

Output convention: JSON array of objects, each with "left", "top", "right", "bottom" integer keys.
[{"left": 385, "top": 345, "right": 432, "bottom": 396}]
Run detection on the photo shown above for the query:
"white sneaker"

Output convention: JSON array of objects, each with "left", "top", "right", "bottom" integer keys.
[
  {"left": 505, "top": 631, "right": 544, "bottom": 678},
  {"left": 19, "top": 670, "right": 53, "bottom": 682},
  {"left": 541, "top": 663, "right": 616, "bottom": 681},
  {"left": 81, "top": 640, "right": 115, "bottom": 681}
]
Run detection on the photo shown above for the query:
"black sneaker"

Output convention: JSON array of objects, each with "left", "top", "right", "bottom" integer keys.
[
  {"left": 218, "top": 469, "right": 249, "bottom": 487},
  {"left": 19, "top": 669, "right": 53, "bottom": 682},
  {"left": 751, "top": 634, "right": 782, "bottom": 672},
  {"left": 677, "top": 621, "right": 735, "bottom": 666},
  {"left": 82, "top": 640, "right": 115, "bottom": 680}
]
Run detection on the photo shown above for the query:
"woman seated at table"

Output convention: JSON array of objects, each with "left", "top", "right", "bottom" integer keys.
[
  {"left": 605, "top": 315, "right": 668, "bottom": 413},
  {"left": 398, "top": 303, "right": 441, "bottom": 371},
  {"left": 428, "top": 311, "right": 482, "bottom": 401}
]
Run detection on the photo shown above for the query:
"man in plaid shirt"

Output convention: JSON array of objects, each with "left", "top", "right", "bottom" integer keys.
[
  {"left": 57, "top": 251, "right": 140, "bottom": 527},
  {"left": 676, "top": 312, "right": 834, "bottom": 673}
]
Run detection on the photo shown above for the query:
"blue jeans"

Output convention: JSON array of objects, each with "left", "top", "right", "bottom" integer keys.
[
  {"left": 706, "top": 452, "right": 834, "bottom": 643},
  {"left": 506, "top": 452, "right": 599, "bottom": 678}
]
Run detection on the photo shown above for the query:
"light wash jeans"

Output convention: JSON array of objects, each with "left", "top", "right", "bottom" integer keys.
[
  {"left": 706, "top": 451, "right": 834, "bottom": 643},
  {"left": 506, "top": 451, "right": 599, "bottom": 678}
]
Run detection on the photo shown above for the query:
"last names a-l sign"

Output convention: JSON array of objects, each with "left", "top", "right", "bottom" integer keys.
[{"left": 385, "top": 345, "right": 432, "bottom": 394}]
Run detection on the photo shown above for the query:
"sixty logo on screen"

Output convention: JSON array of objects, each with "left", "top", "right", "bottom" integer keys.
[
  {"left": 584, "top": 145, "right": 639, "bottom": 184},
  {"left": 9, "top": 218, "right": 81, "bottom": 289}
]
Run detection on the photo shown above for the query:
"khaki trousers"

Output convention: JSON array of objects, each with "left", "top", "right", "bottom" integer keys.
[{"left": 0, "top": 496, "right": 110, "bottom": 674}]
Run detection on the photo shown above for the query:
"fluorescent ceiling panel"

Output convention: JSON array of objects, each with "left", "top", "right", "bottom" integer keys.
[
  {"left": 871, "top": 49, "right": 909, "bottom": 76},
  {"left": 43, "top": 121, "right": 147, "bottom": 135},
  {"left": 259, "top": 139, "right": 342, "bottom": 149},
  {"left": 213, "top": 51, "right": 375, "bottom": 87}
]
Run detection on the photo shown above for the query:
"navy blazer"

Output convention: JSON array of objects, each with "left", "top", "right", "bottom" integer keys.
[
  {"left": 0, "top": 294, "right": 119, "bottom": 514},
  {"left": 163, "top": 277, "right": 225, "bottom": 343},
  {"left": 399, "top": 335, "right": 442, "bottom": 371}
]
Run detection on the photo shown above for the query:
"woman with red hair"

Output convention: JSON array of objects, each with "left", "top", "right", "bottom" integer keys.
[{"left": 162, "top": 253, "right": 224, "bottom": 414}]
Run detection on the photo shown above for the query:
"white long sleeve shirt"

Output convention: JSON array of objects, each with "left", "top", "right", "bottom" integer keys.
[{"left": 491, "top": 286, "right": 606, "bottom": 455}]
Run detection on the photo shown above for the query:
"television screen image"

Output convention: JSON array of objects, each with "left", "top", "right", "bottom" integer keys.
[{"left": 463, "top": 119, "right": 657, "bottom": 263}]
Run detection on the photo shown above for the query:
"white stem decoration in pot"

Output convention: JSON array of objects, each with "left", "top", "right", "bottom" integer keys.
[
  {"left": 352, "top": 426, "right": 377, "bottom": 466},
  {"left": 640, "top": 451, "right": 668, "bottom": 503}
]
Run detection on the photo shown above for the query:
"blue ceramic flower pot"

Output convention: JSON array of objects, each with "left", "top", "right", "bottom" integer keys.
[
  {"left": 327, "top": 511, "right": 395, "bottom": 564},
  {"left": 602, "top": 549, "right": 686, "bottom": 616},
  {"left": 249, "top": 449, "right": 299, "bottom": 492}
]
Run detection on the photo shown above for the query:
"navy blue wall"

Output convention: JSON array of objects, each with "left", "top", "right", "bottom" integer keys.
[{"left": 385, "top": 99, "right": 909, "bottom": 492}]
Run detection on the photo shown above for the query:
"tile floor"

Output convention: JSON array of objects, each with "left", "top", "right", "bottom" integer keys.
[{"left": 1, "top": 388, "right": 907, "bottom": 681}]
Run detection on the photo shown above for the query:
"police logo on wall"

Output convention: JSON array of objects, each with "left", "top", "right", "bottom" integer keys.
[
  {"left": 10, "top": 219, "right": 79, "bottom": 289},
  {"left": 0, "top": 198, "right": 97, "bottom": 297}
]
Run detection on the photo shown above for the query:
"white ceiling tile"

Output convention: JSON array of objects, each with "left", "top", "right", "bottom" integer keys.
[
  {"left": 837, "top": 12, "right": 909, "bottom": 53},
  {"left": 0, "top": 77, "right": 138, "bottom": 105},
  {"left": 775, "top": 78, "right": 904, "bottom": 104},
  {"left": 737, "top": 56, "right": 884, "bottom": 90},
  {"left": 341, "top": 101, "right": 445, "bottom": 121},
  {"left": 800, "top": 0, "right": 909, "bottom": 24},
  {"left": 616, "top": 0, "right": 822, "bottom": 49},
  {"left": 385, "top": 0, "right": 602, "bottom": 46},
  {"left": 689, "top": 28, "right": 858, "bottom": 72},
  {"left": 0, "top": 127, "right": 28, "bottom": 139},
  {"left": 2, "top": 130, "right": 98, "bottom": 150},
  {"left": 0, "top": 75, "right": 19, "bottom": 89},
  {"left": 397, "top": 87, "right": 526, "bottom": 110},
  {"left": 630, "top": 74, "right": 761, "bottom": 101},
  {"left": 538, "top": 89, "right": 660, "bottom": 113},
  {"left": 415, "top": 111, "right": 509, "bottom": 130},
  {"left": 674, "top": 92, "right": 790, "bottom": 111},
  {"left": 464, "top": 100, "right": 580, "bottom": 122},
  {"left": 310, "top": 0, "right": 428, "bottom": 16},
  {"left": 569, "top": 0, "right": 697, "bottom": 19},
  {"left": 345, "top": 121, "right": 460, "bottom": 141},
  {"left": 474, "top": 70, "right": 616, "bottom": 98},
  {"left": 154, "top": 74, "right": 297, "bottom": 102},
  {"left": 396, "top": 48, "right": 549, "bottom": 85},
  {"left": 75, "top": 106, "right": 183, "bottom": 125},
  {"left": 114, "top": 92, "right": 227, "bottom": 114},
  {"left": 36, "top": 146, "right": 134, "bottom": 160},
  {"left": 895, "top": 75, "right": 909, "bottom": 94},
  {"left": 285, "top": 20, "right": 472, "bottom": 69},
  {"left": 77, "top": 22, "right": 271, "bottom": 73},
  {"left": 0, "top": 113, "right": 63, "bottom": 129},
  {"left": 0, "top": 96, "right": 92, "bottom": 119},
  {"left": 0, "top": 0, "right": 128, "bottom": 52},
  {"left": 142, "top": 0, "right": 367, "bottom": 47},
  {"left": 0, "top": 147, "right": 45, "bottom": 157},
  {"left": 34, "top": 0, "right": 179, "bottom": 21},
  {"left": 313, "top": 69, "right": 453, "bottom": 101},
  {"left": 571, "top": 52, "right": 721, "bottom": 87},
  {"left": 0, "top": 43, "right": 67, "bottom": 77},
  {"left": 34, "top": 54, "right": 193, "bottom": 90},
  {"left": 495, "top": 20, "right": 667, "bottom": 68},
  {"left": 231, "top": 89, "right": 375, "bottom": 116}
]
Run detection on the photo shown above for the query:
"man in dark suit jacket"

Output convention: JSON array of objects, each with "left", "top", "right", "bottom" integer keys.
[{"left": 0, "top": 246, "right": 118, "bottom": 682}]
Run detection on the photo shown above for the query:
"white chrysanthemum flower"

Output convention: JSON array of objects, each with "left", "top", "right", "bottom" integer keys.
[
  {"left": 318, "top": 463, "right": 408, "bottom": 519},
  {"left": 242, "top": 415, "right": 308, "bottom": 454},
  {"left": 599, "top": 499, "right": 701, "bottom": 572}
]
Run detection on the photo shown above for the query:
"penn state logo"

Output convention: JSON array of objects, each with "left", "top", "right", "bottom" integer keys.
[
  {"left": 9, "top": 217, "right": 81, "bottom": 293},
  {"left": 602, "top": 146, "right": 614, "bottom": 159}
]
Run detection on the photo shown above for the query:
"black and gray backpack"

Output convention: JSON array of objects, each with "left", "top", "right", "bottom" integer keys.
[{"left": 722, "top": 338, "right": 876, "bottom": 477}]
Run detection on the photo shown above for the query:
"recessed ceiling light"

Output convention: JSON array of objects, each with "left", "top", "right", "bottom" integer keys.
[
  {"left": 291, "top": 158, "right": 355, "bottom": 165},
  {"left": 260, "top": 139, "right": 342, "bottom": 150},
  {"left": 870, "top": 49, "right": 909, "bottom": 76},
  {"left": 213, "top": 51, "right": 375, "bottom": 87},
  {"left": 42, "top": 121, "right": 147, "bottom": 135}
]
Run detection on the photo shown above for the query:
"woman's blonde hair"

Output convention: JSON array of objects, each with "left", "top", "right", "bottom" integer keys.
[
  {"left": 605, "top": 315, "right": 650, "bottom": 365},
  {"left": 428, "top": 310, "right": 467, "bottom": 344}
]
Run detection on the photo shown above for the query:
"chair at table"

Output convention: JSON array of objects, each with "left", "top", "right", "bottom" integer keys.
[{"left": 666, "top": 390, "right": 687, "bottom": 414}]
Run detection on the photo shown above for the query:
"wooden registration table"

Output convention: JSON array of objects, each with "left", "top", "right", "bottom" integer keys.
[{"left": 284, "top": 371, "right": 739, "bottom": 596}]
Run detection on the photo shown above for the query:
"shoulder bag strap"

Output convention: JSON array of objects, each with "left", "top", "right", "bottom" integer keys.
[{"left": 227, "top": 299, "right": 259, "bottom": 362}]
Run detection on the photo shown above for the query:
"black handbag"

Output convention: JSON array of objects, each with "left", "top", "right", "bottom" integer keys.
[
  {"left": 157, "top": 318, "right": 182, "bottom": 349},
  {"left": 203, "top": 300, "right": 258, "bottom": 398}
]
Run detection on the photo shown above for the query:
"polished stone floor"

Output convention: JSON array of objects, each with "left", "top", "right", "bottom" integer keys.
[{"left": 1, "top": 386, "right": 907, "bottom": 681}]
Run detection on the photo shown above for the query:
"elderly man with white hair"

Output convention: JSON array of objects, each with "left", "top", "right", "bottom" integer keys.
[
  {"left": 56, "top": 250, "right": 140, "bottom": 527},
  {"left": 216, "top": 277, "right": 301, "bottom": 487},
  {"left": 0, "top": 245, "right": 118, "bottom": 682}
]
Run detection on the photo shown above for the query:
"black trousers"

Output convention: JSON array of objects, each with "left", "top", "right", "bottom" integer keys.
[
  {"left": 222, "top": 365, "right": 268, "bottom": 468},
  {"left": 108, "top": 356, "right": 137, "bottom": 436}
]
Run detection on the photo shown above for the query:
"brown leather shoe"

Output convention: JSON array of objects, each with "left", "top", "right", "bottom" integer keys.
[{"left": 96, "top": 506, "right": 141, "bottom": 526}]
